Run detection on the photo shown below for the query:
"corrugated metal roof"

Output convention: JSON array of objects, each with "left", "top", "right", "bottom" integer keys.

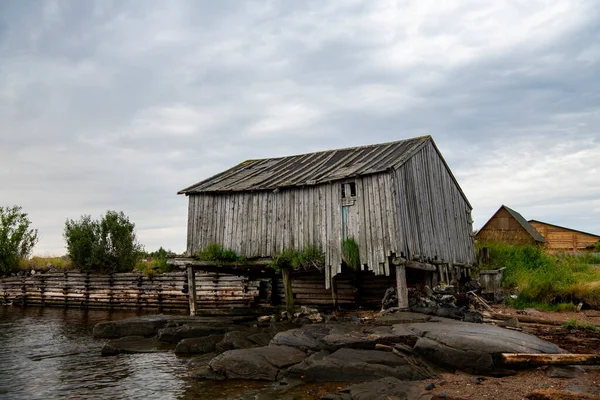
[
  {"left": 179, "top": 136, "right": 431, "bottom": 194},
  {"left": 503, "top": 206, "right": 546, "bottom": 243}
]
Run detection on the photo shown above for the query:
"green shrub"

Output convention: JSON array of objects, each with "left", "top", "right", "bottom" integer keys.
[
  {"left": 480, "top": 242, "right": 600, "bottom": 309},
  {"left": 64, "top": 211, "right": 144, "bottom": 273},
  {"left": 0, "top": 206, "right": 39, "bottom": 275},
  {"left": 269, "top": 244, "right": 325, "bottom": 273},
  {"left": 342, "top": 238, "right": 361, "bottom": 270},
  {"left": 195, "top": 243, "right": 244, "bottom": 263}
]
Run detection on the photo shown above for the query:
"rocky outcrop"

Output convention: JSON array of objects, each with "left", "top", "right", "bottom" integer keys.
[
  {"left": 93, "top": 315, "right": 186, "bottom": 339},
  {"left": 208, "top": 345, "right": 306, "bottom": 381},
  {"left": 288, "top": 348, "right": 436, "bottom": 382},
  {"left": 174, "top": 335, "right": 224, "bottom": 354},
  {"left": 101, "top": 336, "right": 175, "bottom": 356},
  {"left": 157, "top": 324, "right": 231, "bottom": 344},
  {"left": 321, "top": 377, "right": 432, "bottom": 400}
]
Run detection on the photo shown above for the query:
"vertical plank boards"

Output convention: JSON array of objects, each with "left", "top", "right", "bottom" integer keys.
[{"left": 357, "top": 178, "right": 368, "bottom": 268}]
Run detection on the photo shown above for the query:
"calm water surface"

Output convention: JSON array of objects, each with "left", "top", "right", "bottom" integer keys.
[{"left": 0, "top": 307, "right": 269, "bottom": 400}]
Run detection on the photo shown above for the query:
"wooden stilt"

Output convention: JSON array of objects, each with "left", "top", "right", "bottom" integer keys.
[
  {"left": 281, "top": 268, "right": 295, "bottom": 316},
  {"left": 187, "top": 265, "right": 197, "bottom": 316},
  {"left": 331, "top": 274, "right": 338, "bottom": 308},
  {"left": 395, "top": 265, "right": 409, "bottom": 310}
]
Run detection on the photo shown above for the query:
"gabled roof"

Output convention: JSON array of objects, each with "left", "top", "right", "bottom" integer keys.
[
  {"left": 479, "top": 205, "right": 546, "bottom": 243},
  {"left": 179, "top": 136, "right": 432, "bottom": 194},
  {"left": 528, "top": 220, "right": 600, "bottom": 239}
]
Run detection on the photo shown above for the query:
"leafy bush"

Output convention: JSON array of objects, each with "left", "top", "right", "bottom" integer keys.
[
  {"left": 64, "top": 211, "right": 144, "bottom": 273},
  {"left": 480, "top": 242, "right": 600, "bottom": 309},
  {"left": 342, "top": 238, "right": 361, "bottom": 270},
  {"left": 0, "top": 205, "right": 39, "bottom": 274},
  {"left": 195, "top": 243, "right": 244, "bottom": 263},
  {"left": 136, "top": 247, "right": 173, "bottom": 278},
  {"left": 269, "top": 244, "right": 325, "bottom": 273}
]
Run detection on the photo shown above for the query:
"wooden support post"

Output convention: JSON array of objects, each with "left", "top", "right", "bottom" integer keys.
[
  {"left": 395, "top": 265, "right": 409, "bottom": 310},
  {"left": 281, "top": 268, "right": 295, "bottom": 316},
  {"left": 187, "top": 265, "right": 197, "bottom": 316},
  {"left": 331, "top": 274, "right": 338, "bottom": 308}
]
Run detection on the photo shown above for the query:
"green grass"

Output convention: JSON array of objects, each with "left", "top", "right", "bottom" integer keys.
[
  {"left": 19, "top": 256, "right": 73, "bottom": 271},
  {"left": 195, "top": 243, "right": 244, "bottom": 263},
  {"left": 269, "top": 244, "right": 325, "bottom": 273},
  {"left": 479, "top": 242, "right": 600, "bottom": 310},
  {"left": 561, "top": 319, "right": 600, "bottom": 332},
  {"left": 342, "top": 238, "right": 361, "bottom": 270}
]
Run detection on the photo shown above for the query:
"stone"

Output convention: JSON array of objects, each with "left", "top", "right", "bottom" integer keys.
[
  {"left": 308, "top": 313, "right": 324, "bottom": 323},
  {"left": 157, "top": 324, "right": 231, "bottom": 344},
  {"left": 101, "top": 336, "right": 174, "bottom": 356},
  {"left": 270, "top": 324, "right": 331, "bottom": 351},
  {"left": 321, "top": 377, "right": 432, "bottom": 400},
  {"left": 257, "top": 316, "right": 272, "bottom": 324},
  {"left": 215, "top": 330, "right": 260, "bottom": 353},
  {"left": 405, "top": 321, "right": 564, "bottom": 373},
  {"left": 174, "top": 335, "right": 224, "bottom": 354},
  {"left": 208, "top": 345, "right": 306, "bottom": 381},
  {"left": 289, "top": 348, "right": 435, "bottom": 382},
  {"left": 247, "top": 332, "right": 275, "bottom": 347},
  {"left": 425, "top": 383, "right": 435, "bottom": 390},
  {"left": 433, "top": 285, "right": 456, "bottom": 296},
  {"left": 93, "top": 315, "right": 191, "bottom": 339},
  {"left": 382, "top": 287, "right": 398, "bottom": 310},
  {"left": 190, "top": 366, "right": 226, "bottom": 381},
  {"left": 462, "top": 311, "right": 483, "bottom": 323},
  {"left": 544, "top": 366, "right": 583, "bottom": 379}
]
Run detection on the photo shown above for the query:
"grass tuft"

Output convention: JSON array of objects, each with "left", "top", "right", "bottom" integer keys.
[{"left": 561, "top": 319, "right": 600, "bottom": 332}]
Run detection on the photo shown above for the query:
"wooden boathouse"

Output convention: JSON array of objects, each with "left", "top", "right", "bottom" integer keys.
[
  {"left": 528, "top": 220, "right": 600, "bottom": 252},
  {"left": 475, "top": 205, "right": 546, "bottom": 246},
  {"left": 177, "top": 135, "right": 476, "bottom": 313}
]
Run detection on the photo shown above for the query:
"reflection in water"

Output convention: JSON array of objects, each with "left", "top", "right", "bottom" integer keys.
[{"left": 0, "top": 307, "right": 192, "bottom": 400}]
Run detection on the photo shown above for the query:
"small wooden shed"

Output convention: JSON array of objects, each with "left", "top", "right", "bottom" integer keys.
[
  {"left": 475, "top": 205, "right": 545, "bottom": 246},
  {"left": 179, "top": 136, "right": 475, "bottom": 309},
  {"left": 528, "top": 220, "right": 600, "bottom": 252}
]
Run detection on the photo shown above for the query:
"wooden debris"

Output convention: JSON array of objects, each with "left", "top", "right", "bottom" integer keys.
[{"left": 501, "top": 353, "right": 600, "bottom": 366}]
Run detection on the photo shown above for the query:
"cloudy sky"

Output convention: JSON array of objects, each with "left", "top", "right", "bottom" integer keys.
[{"left": 1, "top": 1, "right": 599, "bottom": 255}]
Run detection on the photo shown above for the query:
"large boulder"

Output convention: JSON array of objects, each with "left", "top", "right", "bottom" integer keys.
[
  {"left": 174, "top": 335, "right": 224, "bottom": 354},
  {"left": 405, "top": 321, "right": 564, "bottom": 373},
  {"left": 93, "top": 315, "right": 188, "bottom": 339},
  {"left": 289, "top": 348, "right": 436, "bottom": 382},
  {"left": 208, "top": 345, "right": 306, "bottom": 381},
  {"left": 321, "top": 377, "right": 432, "bottom": 400},
  {"left": 157, "top": 324, "right": 231, "bottom": 344},
  {"left": 101, "top": 336, "right": 175, "bottom": 356}
]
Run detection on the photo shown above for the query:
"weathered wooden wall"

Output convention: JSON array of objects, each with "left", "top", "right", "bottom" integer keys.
[
  {"left": 476, "top": 208, "right": 539, "bottom": 246},
  {"left": 0, "top": 272, "right": 269, "bottom": 310},
  {"left": 393, "top": 141, "right": 475, "bottom": 265},
  {"left": 529, "top": 221, "right": 600, "bottom": 251},
  {"left": 186, "top": 140, "right": 475, "bottom": 283}
]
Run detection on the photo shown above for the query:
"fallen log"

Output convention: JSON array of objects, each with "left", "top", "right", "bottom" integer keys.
[
  {"left": 491, "top": 313, "right": 561, "bottom": 326},
  {"left": 501, "top": 353, "right": 600, "bottom": 366}
]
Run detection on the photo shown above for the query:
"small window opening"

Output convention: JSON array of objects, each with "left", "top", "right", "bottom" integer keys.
[{"left": 342, "top": 182, "right": 357, "bottom": 199}]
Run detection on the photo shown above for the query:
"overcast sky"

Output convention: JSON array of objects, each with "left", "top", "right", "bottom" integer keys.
[{"left": 1, "top": 1, "right": 599, "bottom": 255}]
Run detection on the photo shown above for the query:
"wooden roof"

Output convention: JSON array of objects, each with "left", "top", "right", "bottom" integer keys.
[
  {"left": 479, "top": 205, "right": 546, "bottom": 243},
  {"left": 179, "top": 136, "right": 431, "bottom": 194},
  {"left": 528, "top": 220, "right": 600, "bottom": 239}
]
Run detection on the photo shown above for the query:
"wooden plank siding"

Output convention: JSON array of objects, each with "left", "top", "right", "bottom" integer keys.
[
  {"left": 393, "top": 141, "right": 475, "bottom": 265},
  {"left": 529, "top": 220, "right": 600, "bottom": 251}
]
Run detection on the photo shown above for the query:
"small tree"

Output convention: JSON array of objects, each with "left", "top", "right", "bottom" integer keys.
[
  {"left": 0, "top": 206, "right": 39, "bottom": 274},
  {"left": 64, "top": 211, "right": 144, "bottom": 273}
]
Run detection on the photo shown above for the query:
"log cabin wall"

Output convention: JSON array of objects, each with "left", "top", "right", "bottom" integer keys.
[
  {"left": 0, "top": 271, "right": 270, "bottom": 311},
  {"left": 529, "top": 220, "right": 600, "bottom": 252},
  {"left": 393, "top": 141, "right": 476, "bottom": 265},
  {"left": 476, "top": 207, "right": 540, "bottom": 246}
]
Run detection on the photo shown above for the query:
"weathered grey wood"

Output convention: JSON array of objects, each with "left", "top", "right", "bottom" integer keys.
[
  {"left": 395, "top": 265, "right": 409, "bottom": 310},
  {"left": 281, "top": 268, "right": 294, "bottom": 316},
  {"left": 187, "top": 265, "right": 197, "bottom": 316}
]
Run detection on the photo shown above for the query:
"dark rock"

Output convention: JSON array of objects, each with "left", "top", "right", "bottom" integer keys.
[
  {"left": 208, "top": 345, "right": 306, "bottom": 381},
  {"left": 93, "top": 315, "right": 189, "bottom": 339},
  {"left": 433, "top": 285, "right": 456, "bottom": 296},
  {"left": 321, "top": 377, "right": 432, "bottom": 400},
  {"left": 382, "top": 287, "right": 398, "bottom": 310},
  {"left": 158, "top": 324, "right": 231, "bottom": 344},
  {"left": 270, "top": 324, "right": 331, "bottom": 351},
  {"left": 469, "top": 376, "right": 486, "bottom": 384},
  {"left": 247, "top": 332, "right": 275, "bottom": 347},
  {"left": 406, "top": 321, "right": 564, "bottom": 373},
  {"left": 101, "top": 336, "right": 174, "bottom": 356},
  {"left": 544, "top": 366, "right": 583, "bottom": 379},
  {"left": 174, "top": 335, "right": 224, "bottom": 354},
  {"left": 462, "top": 311, "right": 483, "bottom": 323},
  {"left": 190, "top": 366, "right": 226, "bottom": 381},
  {"left": 425, "top": 383, "right": 435, "bottom": 390},
  {"left": 215, "top": 330, "right": 260, "bottom": 353},
  {"left": 289, "top": 348, "right": 435, "bottom": 382}
]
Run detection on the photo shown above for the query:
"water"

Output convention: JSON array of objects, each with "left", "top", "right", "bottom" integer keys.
[{"left": 0, "top": 307, "right": 271, "bottom": 400}]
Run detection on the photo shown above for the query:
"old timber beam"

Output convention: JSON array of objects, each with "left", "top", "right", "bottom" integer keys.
[
  {"left": 281, "top": 267, "right": 295, "bottom": 316},
  {"left": 501, "top": 353, "right": 600, "bottom": 366},
  {"left": 391, "top": 257, "right": 437, "bottom": 272},
  {"left": 395, "top": 264, "right": 409, "bottom": 310},
  {"left": 186, "top": 265, "right": 197, "bottom": 316}
]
